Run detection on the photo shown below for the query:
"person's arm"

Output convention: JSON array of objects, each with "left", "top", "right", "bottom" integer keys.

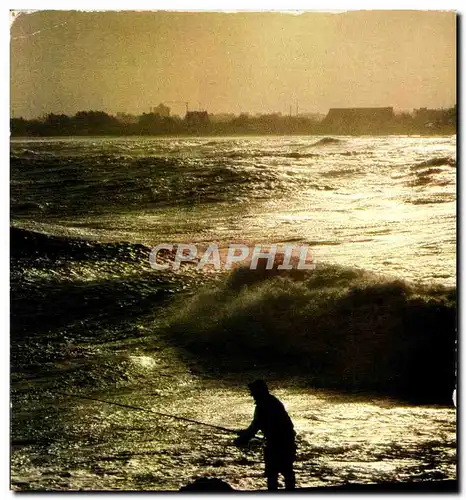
[
  {"left": 243, "top": 408, "right": 260, "bottom": 439},
  {"left": 235, "top": 407, "right": 259, "bottom": 445}
]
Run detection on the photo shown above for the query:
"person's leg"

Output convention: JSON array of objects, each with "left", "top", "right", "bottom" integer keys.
[
  {"left": 284, "top": 441, "right": 297, "bottom": 489},
  {"left": 264, "top": 449, "right": 279, "bottom": 491},
  {"left": 266, "top": 472, "right": 279, "bottom": 491},
  {"left": 283, "top": 466, "right": 296, "bottom": 490}
]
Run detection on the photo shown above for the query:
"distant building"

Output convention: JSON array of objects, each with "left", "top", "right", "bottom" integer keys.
[
  {"left": 151, "top": 103, "right": 171, "bottom": 117},
  {"left": 322, "top": 107, "right": 395, "bottom": 133},
  {"left": 185, "top": 111, "right": 210, "bottom": 127}
]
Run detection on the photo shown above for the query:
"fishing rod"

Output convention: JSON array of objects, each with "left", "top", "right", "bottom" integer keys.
[{"left": 56, "top": 391, "right": 239, "bottom": 435}]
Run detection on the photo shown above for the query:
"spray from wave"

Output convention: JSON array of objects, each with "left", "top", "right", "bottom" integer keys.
[{"left": 167, "top": 264, "right": 456, "bottom": 403}]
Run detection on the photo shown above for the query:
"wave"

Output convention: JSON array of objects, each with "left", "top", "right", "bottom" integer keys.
[
  {"left": 415, "top": 167, "right": 445, "bottom": 176},
  {"left": 10, "top": 227, "right": 205, "bottom": 393},
  {"left": 412, "top": 157, "right": 456, "bottom": 169},
  {"left": 405, "top": 163, "right": 453, "bottom": 188},
  {"left": 311, "top": 137, "right": 344, "bottom": 147},
  {"left": 167, "top": 263, "right": 456, "bottom": 403},
  {"left": 10, "top": 154, "right": 312, "bottom": 214},
  {"left": 10, "top": 227, "right": 151, "bottom": 261},
  {"left": 224, "top": 151, "right": 321, "bottom": 159},
  {"left": 409, "top": 195, "right": 454, "bottom": 205},
  {"left": 11, "top": 202, "right": 48, "bottom": 214},
  {"left": 408, "top": 177, "right": 452, "bottom": 188},
  {"left": 282, "top": 152, "right": 321, "bottom": 159},
  {"left": 337, "top": 151, "right": 362, "bottom": 156},
  {"left": 320, "top": 168, "right": 359, "bottom": 178}
]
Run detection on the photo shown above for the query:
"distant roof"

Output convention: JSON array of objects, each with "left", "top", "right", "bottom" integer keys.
[
  {"left": 323, "top": 107, "right": 395, "bottom": 131},
  {"left": 324, "top": 107, "right": 394, "bottom": 121}
]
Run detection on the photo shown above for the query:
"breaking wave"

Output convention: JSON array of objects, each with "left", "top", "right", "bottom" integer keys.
[
  {"left": 167, "top": 264, "right": 456, "bottom": 403},
  {"left": 11, "top": 228, "right": 457, "bottom": 403}
]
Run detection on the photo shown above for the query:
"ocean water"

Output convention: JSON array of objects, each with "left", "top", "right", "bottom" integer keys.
[
  {"left": 11, "top": 135, "right": 456, "bottom": 285},
  {"left": 10, "top": 136, "right": 456, "bottom": 491}
]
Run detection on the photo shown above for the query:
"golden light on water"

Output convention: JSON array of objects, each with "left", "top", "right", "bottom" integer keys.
[
  {"left": 130, "top": 355, "right": 157, "bottom": 369},
  {"left": 29, "top": 382, "right": 452, "bottom": 490}
]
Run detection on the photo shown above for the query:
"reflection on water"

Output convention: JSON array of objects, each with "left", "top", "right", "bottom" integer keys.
[{"left": 11, "top": 376, "right": 456, "bottom": 491}]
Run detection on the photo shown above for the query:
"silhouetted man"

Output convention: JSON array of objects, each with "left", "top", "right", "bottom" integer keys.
[{"left": 235, "top": 380, "right": 296, "bottom": 490}]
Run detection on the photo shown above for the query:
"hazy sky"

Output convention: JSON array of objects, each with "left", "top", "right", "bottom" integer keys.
[{"left": 10, "top": 10, "right": 456, "bottom": 118}]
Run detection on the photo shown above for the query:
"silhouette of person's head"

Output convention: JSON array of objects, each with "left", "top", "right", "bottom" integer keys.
[{"left": 248, "top": 379, "right": 269, "bottom": 401}]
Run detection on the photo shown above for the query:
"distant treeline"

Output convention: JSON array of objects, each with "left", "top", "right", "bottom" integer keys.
[{"left": 11, "top": 106, "right": 456, "bottom": 137}]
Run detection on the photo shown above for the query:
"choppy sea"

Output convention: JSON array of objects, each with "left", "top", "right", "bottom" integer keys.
[{"left": 10, "top": 135, "right": 456, "bottom": 491}]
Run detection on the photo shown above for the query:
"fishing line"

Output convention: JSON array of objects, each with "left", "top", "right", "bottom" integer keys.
[{"left": 57, "top": 391, "right": 239, "bottom": 435}]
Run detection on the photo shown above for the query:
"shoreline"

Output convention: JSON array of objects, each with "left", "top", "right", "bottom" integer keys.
[{"left": 10, "top": 131, "right": 457, "bottom": 139}]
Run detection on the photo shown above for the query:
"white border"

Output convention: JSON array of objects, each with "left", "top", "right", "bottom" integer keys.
[{"left": 5, "top": 2, "right": 465, "bottom": 10}]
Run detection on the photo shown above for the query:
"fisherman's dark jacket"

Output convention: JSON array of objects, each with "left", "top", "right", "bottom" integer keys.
[{"left": 245, "top": 394, "right": 296, "bottom": 451}]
